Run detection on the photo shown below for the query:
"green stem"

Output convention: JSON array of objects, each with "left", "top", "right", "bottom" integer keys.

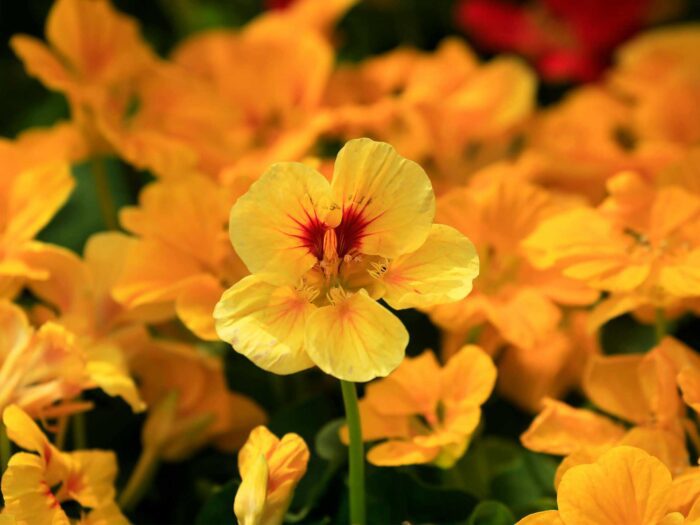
[
  {"left": 1, "top": 422, "right": 11, "bottom": 473},
  {"left": 118, "top": 446, "right": 161, "bottom": 512},
  {"left": 654, "top": 308, "right": 667, "bottom": 343},
  {"left": 92, "top": 157, "right": 118, "bottom": 230},
  {"left": 340, "top": 380, "right": 366, "bottom": 525},
  {"left": 72, "top": 411, "right": 87, "bottom": 450}
]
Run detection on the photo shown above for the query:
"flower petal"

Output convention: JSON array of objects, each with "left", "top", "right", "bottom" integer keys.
[
  {"left": 367, "top": 440, "right": 440, "bottom": 467},
  {"left": 557, "top": 446, "right": 672, "bottom": 525},
  {"left": 305, "top": 290, "right": 408, "bottom": 382},
  {"left": 331, "top": 138, "right": 435, "bottom": 258},
  {"left": 381, "top": 224, "right": 479, "bottom": 309},
  {"left": 229, "top": 162, "right": 331, "bottom": 284},
  {"left": 214, "top": 275, "right": 315, "bottom": 375}
]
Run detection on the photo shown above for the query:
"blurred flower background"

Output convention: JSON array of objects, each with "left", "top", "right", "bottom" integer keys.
[{"left": 2, "top": 0, "right": 700, "bottom": 524}]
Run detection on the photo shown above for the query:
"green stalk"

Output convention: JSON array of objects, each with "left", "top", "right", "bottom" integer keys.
[
  {"left": 92, "top": 157, "right": 118, "bottom": 230},
  {"left": 654, "top": 308, "right": 667, "bottom": 343},
  {"left": 0, "top": 422, "right": 11, "bottom": 473},
  {"left": 118, "top": 446, "right": 161, "bottom": 512},
  {"left": 340, "top": 380, "right": 366, "bottom": 525},
  {"left": 72, "top": 411, "right": 87, "bottom": 450}
]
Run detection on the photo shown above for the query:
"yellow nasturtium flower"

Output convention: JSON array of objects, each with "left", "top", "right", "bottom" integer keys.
[
  {"left": 1, "top": 405, "right": 128, "bottom": 525},
  {"left": 234, "top": 426, "right": 309, "bottom": 525},
  {"left": 517, "top": 446, "right": 700, "bottom": 525},
  {"left": 343, "top": 345, "right": 496, "bottom": 468},
  {"left": 215, "top": 138, "right": 479, "bottom": 382}
]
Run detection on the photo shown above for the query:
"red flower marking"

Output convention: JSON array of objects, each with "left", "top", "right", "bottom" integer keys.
[{"left": 290, "top": 204, "right": 377, "bottom": 260}]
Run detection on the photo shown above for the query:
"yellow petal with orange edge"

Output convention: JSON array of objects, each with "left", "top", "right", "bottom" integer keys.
[
  {"left": 521, "top": 399, "right": 625, "bottom": 455},
  {"left": 554, "top": 447, "right": 607, "bottom": 490},
  {"left": 10, "top": 36, "right": 73, "bottom": 93},
  {"left": 234, "top": 452, "right": 268, "bottom": 525},
  {"left": 619, "top": 427, "right": 689, "bottom": 477},
  {"left": 229, "top": 162, "right": 331, "bottom": 284},
  {"left": 669, "top": 467, "right": 700, "bottom": 516},
  {"left": 689, "top": 497, "right": 700, "bottom": 522},
  {"left": 1, "top": 453, "right": 69, "bottom": 525},
  {"left": 441, "top": 344, "right": 496, "bottom": 409},
  {"left": 557, "top": 446, "right": 672, "bottom": 525},
  {"left": 365, "top": 351, "right": 442, "bottom": 416},
  {"left": 367, "top": 440, "right": 440, "bottom": 467},
  {"left": 679, "top": 368, "right": 700, "bottom": 413},
  {"left": 176, "top": 275, "right": 224, "bottom": 341},
  {"left": 584, "top": 354, "right": 650, "bottom": 424},
  {"left": 330, "top": 138, "right": 435, "bottom": 258},
  {"left": 237, "top": 426, "right": 309, "bottom": 525},
  {"left": 76, "top": 502, "right": 129, "bottom": 525},
  {"left": 305, "top": 290, "right": 408, "bottom": 382},
  {"left": 215, "top": 275, "right": 315, "bottom": 375},
  {"left": 2, "top": 405, "right": 52, "bottom": 457},
  {"left": 658, "top": 513, "right": 686, "bottom": 525},
  {"left": 381, "top": 224, "right": 478, "bottom": 310},
  {"left": 5, "top": 163, "right": 73, "bottom": 244},
  {"left": 516, "top": 511, "right": 564, "bottom": 525}
]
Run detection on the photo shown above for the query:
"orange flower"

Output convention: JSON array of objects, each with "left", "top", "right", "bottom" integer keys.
[
  {"left": 234, "top": 426, "right": 309, "bottom": 525},
  {"left": 325, "top": 39, "right": 535, "bottom": 194},
  {"left": 525, "top": 171, "right": 700, "bottom": 327},
  {"left": 522, "top": 339, "right": 690, "bottom": 478},
  {"left": 343, "top": 345, "right": 496, "bottom": 468},
  {"left": 11, "top": 0, "right": 155, "bottom": 153},
  {"left": 517, "top": 446, "right": 700, "bottom": 525},
  {"left": 113, "top": 175, "right": 247, "bottom": 340},
  {"left": 131, "top": 340, "right": 266, "bottom": 461}
]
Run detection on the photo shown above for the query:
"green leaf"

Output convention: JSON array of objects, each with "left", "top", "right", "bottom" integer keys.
[
  {"left": 362, "top": 466, "right": 478, "bottom": 524},
  {"left": 467, "top": 501, "right": 515, "bottom": 525},
  {"left": 195, "top": 479, "right": 238, "bottom": 525},
  {"left": 315, "top": 419, "right": 346, "bottom": 463}
]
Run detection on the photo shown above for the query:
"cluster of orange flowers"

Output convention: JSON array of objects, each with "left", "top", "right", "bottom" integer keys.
[{"left": 2, "top": 0, "right": 700, "bottom": 523}]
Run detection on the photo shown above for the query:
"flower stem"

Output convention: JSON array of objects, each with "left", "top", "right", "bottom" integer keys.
[
  {"left": 118, "top": 445, "right": 161, "bottom": 512},
  {"left": 0, "top": 422, "right": 11, "bottom": 473},
  {"left": 92, "top": 157, "right": 118, "bottom": 230},
  {"left": 655, "top": 308, "right": 667, "bottom": 343},
  {"left": 72, "top": 411, "right": 87, "bottom": 449},
  {"left": 340, "top": 380, "right": 366, "bottom": 525}
]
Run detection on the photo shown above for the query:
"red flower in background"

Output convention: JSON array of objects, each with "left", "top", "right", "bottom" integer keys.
[{"left": 456, "top": 0, "right": 653, "bottom": 82}]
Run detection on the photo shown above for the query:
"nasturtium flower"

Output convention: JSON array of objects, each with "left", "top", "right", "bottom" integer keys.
[
  {"left": 214, "top": 138, "right": 479, "bottom": 382},
  {"left": 114, "top": 175, "right": 247, "bottom": 340},
  {"left": 0, "top": 300, "right": 95, "bottom": 419},
  {"left": 131, "top": 340, "right": 266, "bottom": 461},
  {"left": 522, "top": 339, "right": 690, "bottom": 479},
  {"left": 525, "top": 171, "right": 700, "bottom": 327},
  {"left": 11, "top": 0, "right": 154, "bottom": 153},
  {"left": 1, "top": 405, "right": 128, "bottom": 525},
  {"left": 234, "top": 426, "right": 309, "bottom": 525},
  {"left": 517, "top": 446, "right": 700, "bottom": 525},
  {"left": 325, "top": 40, "right": 535, "bottom": 194},
  {"left": 342, "top": 345, "right": 496, "bottom": 468},
  {"left": 426, "top": 170, "right": 597, "bottom": 410}
]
